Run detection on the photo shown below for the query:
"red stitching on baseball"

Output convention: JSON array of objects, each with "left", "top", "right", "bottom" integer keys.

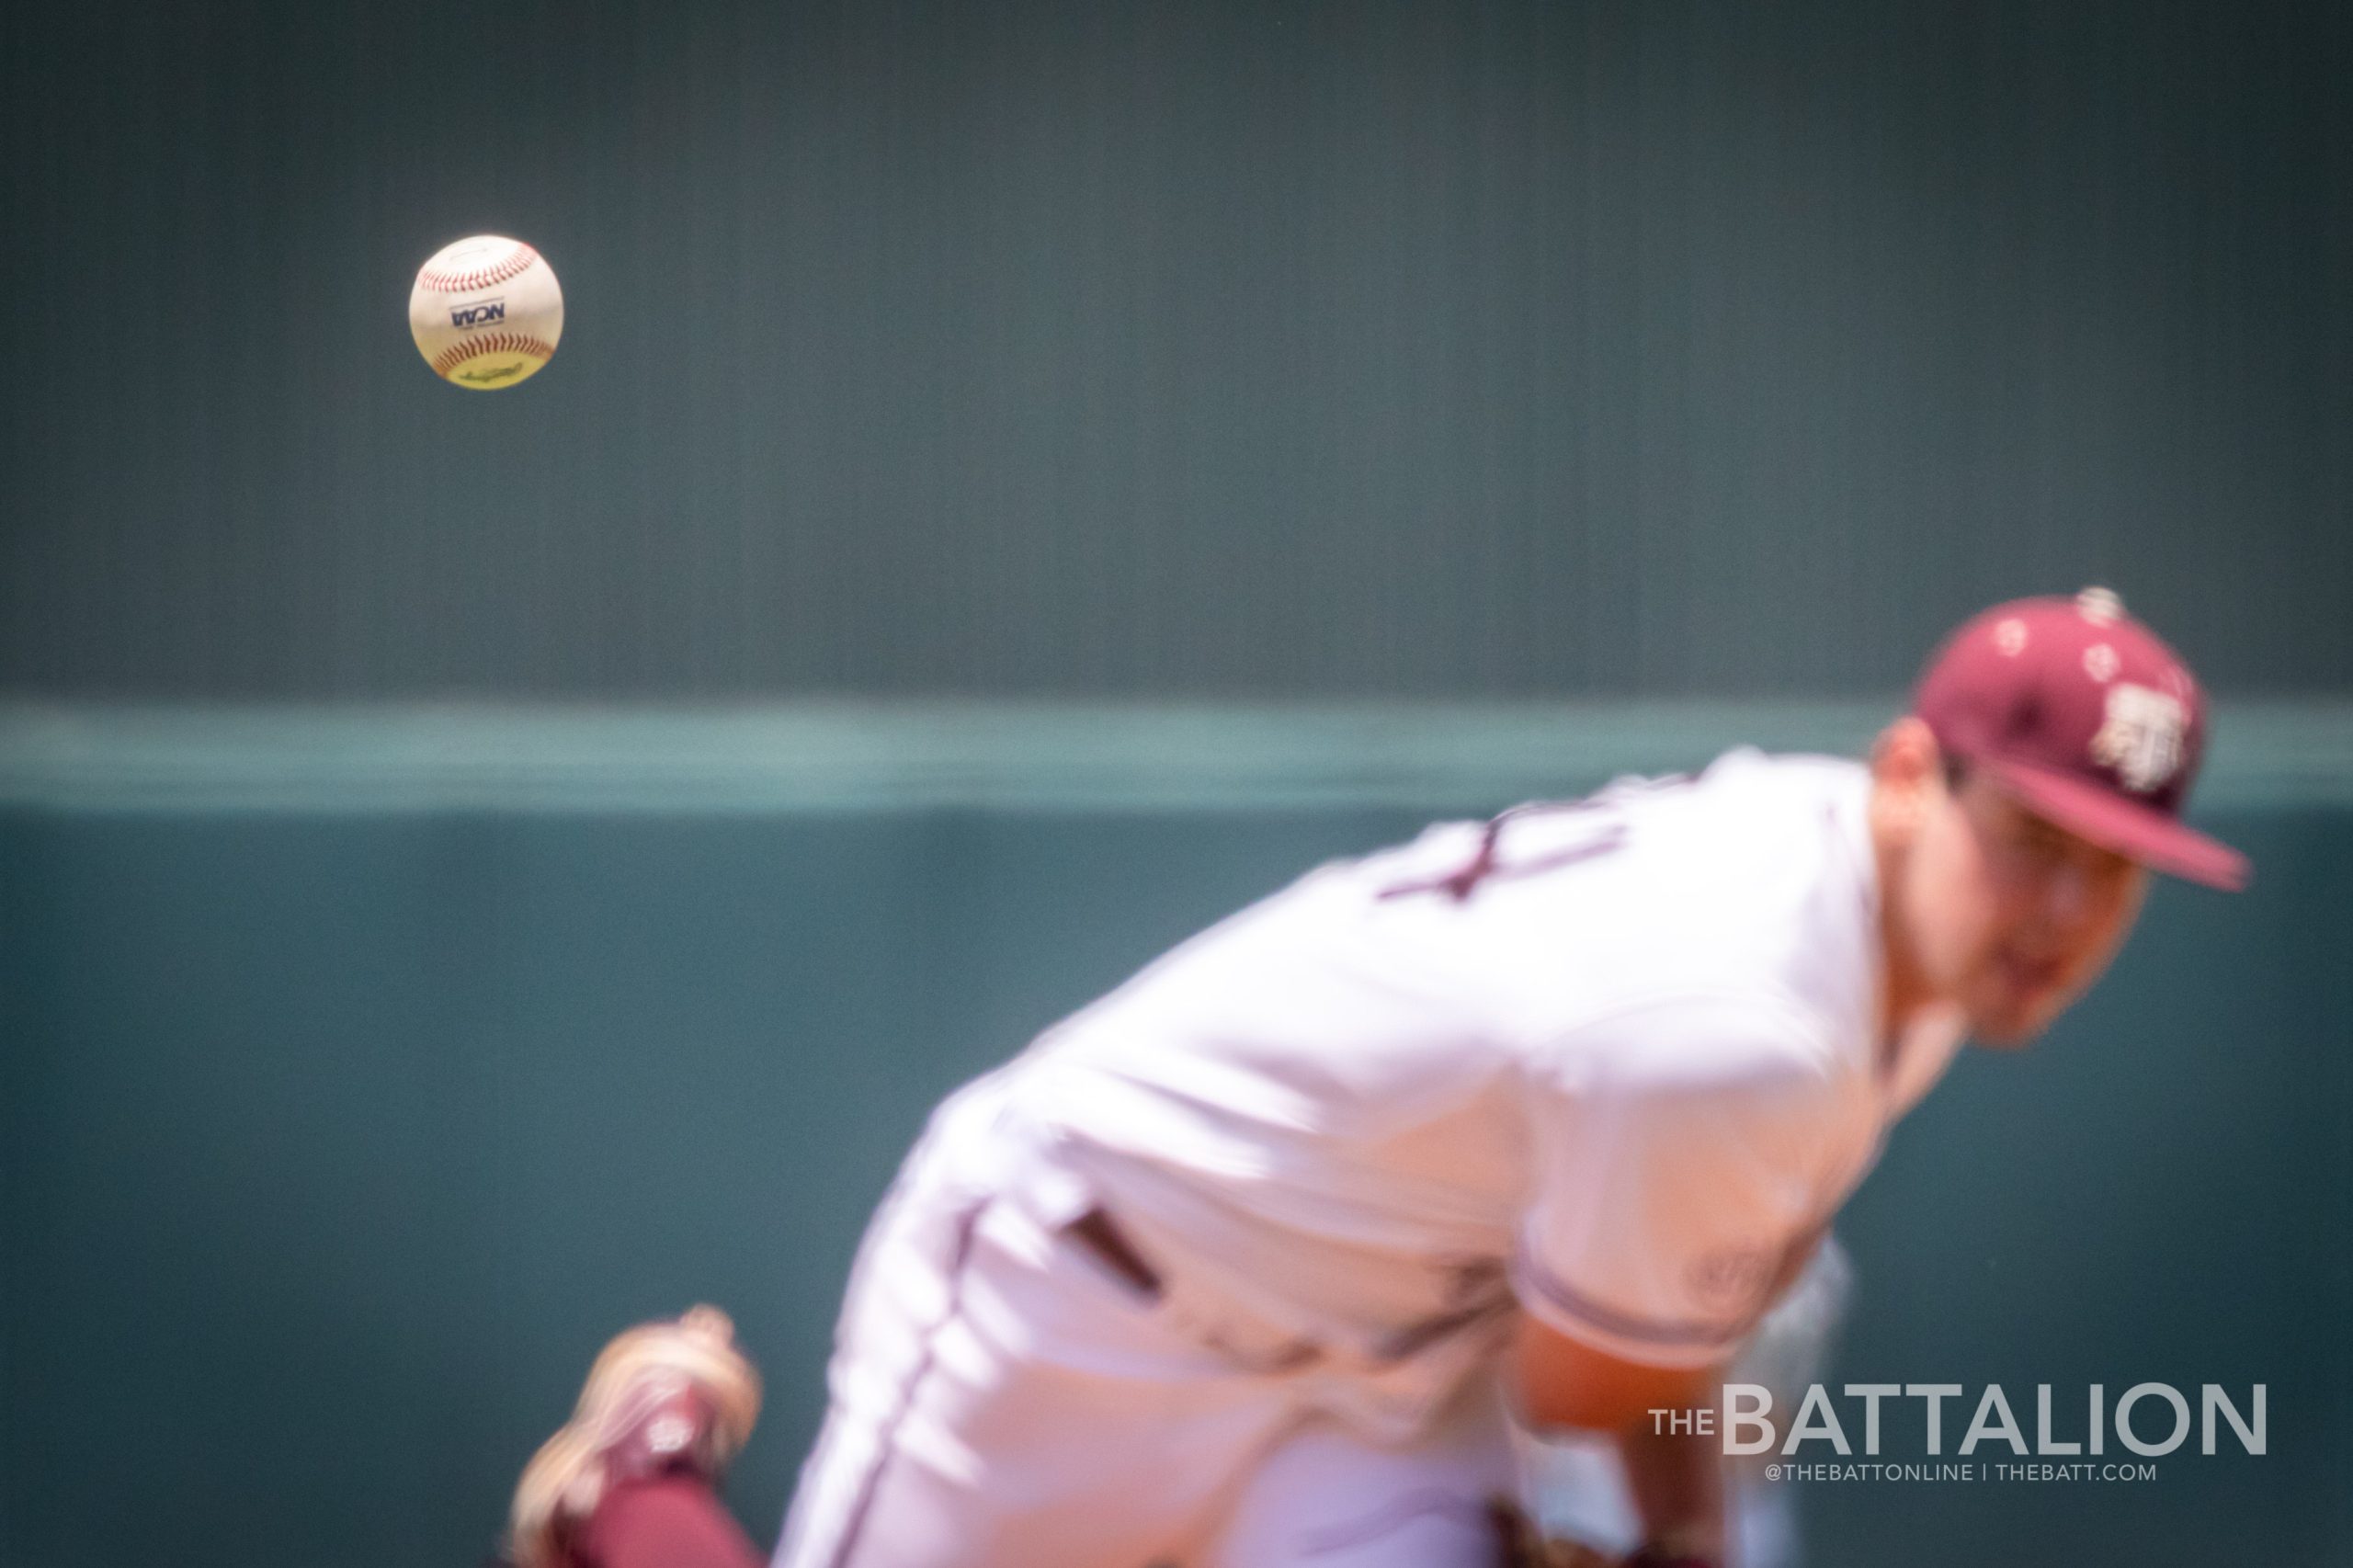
[
  {"left": 432, "top": 332, "right": 557, "bottom": 376},
  {"left": 417, "top": 243, "right": 540, "bottom": 294},
  {"left": 418, "top": 244, "right": 536, "bottom": 291}
]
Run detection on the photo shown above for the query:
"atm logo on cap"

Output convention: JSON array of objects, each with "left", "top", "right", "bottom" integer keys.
[
  {"left": 2091, "top": 684, "right": 2187, "bottom": 793},
  {"left": 449, "top": 300, "right": 507, "bottom": 329}
]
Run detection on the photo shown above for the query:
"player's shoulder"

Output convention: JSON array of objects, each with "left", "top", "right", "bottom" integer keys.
[
  {"left": 1489, "top": 747, "right": 1868, "bottom": 885},
  {"left": 1672, "top": 746, "right": 1871, "bottom": 827},
  {"left": 1510, "top": 749, "right": 1870, "bottom": 983}
]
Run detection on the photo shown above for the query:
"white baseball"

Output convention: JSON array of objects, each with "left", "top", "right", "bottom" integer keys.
[{"left": 407, "top": 235, "right": 564, "bottom": 389}]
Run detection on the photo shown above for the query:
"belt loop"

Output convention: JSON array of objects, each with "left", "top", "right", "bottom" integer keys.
[{"left": 1063, "top": 1206, "right": 1165, "bottom": 1301}]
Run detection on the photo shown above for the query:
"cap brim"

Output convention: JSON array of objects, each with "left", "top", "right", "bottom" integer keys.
[{"left": 1978, "top": 759, "right": 2250, "bottom": 892}]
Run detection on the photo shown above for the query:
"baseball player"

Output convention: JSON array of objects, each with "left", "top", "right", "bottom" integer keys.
[{"left": 777, "top": 589, "right": 2245, "bottom": 1568}]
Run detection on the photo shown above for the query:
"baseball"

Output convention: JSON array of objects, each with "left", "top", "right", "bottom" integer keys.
[{"left": 407, "top": 235, "right": 564, "bottom": 390}]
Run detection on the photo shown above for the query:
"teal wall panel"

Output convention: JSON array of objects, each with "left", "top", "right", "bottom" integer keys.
[{"left": 1, "top": 708, "right": 2346, "bottom": 1563}]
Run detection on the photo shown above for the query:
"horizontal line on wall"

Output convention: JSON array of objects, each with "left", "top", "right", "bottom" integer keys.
[{"left": 0, "top": 700, "right": 2345, "bottom": 815}]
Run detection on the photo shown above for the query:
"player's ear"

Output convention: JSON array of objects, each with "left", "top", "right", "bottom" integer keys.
[{"left": 1869, "top": 718, "right": 1942, "bottom": 838}]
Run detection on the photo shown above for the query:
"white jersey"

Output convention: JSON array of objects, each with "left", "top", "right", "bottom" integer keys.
[
  {"left": 781, "top": 749, "right": 1975, "bottom": 1568},
  {"left": 1006, "top": 750, "right": 1965, "bottom": 1387}
]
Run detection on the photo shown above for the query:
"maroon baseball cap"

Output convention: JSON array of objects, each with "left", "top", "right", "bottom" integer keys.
[{"left": 1913, "top": 587, "right": 2248, "bottom": 891}]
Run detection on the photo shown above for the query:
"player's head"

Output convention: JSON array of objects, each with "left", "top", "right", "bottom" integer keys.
[{"left": 1870, "top": 587, "right": 2245, "bottom": 1046}]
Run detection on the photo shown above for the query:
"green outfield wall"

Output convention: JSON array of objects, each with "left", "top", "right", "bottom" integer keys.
[
  {"left": 1, "top": 704, "right": 2347, "bottom": 1565},
  {"left": 6, "top": 2, "right": 2350, "bottom": 703}
]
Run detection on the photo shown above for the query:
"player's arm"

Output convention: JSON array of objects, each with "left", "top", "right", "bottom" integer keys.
[
  {"left": 1507, "top": 1313, "right": 1720, "bottom": 1433},
  {"left": 1506, "top": 1319, "right": 1730, "bottom": 1563},
  {"left": 1511, "top": 1001, "right": 1835, "bottom": 1561},
  {"left": 1616, "top": 1416, "right": 1729, "bottom": 1567}
]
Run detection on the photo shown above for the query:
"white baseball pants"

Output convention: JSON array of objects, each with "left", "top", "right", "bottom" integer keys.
[{"left": 775, "top": 1082, "right": 1519, "bottom": 1568}]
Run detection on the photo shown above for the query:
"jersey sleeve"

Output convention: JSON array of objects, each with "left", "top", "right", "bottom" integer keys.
[{"left": 1510, "top": 994, "right": 1838, "bottom": 1369}]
